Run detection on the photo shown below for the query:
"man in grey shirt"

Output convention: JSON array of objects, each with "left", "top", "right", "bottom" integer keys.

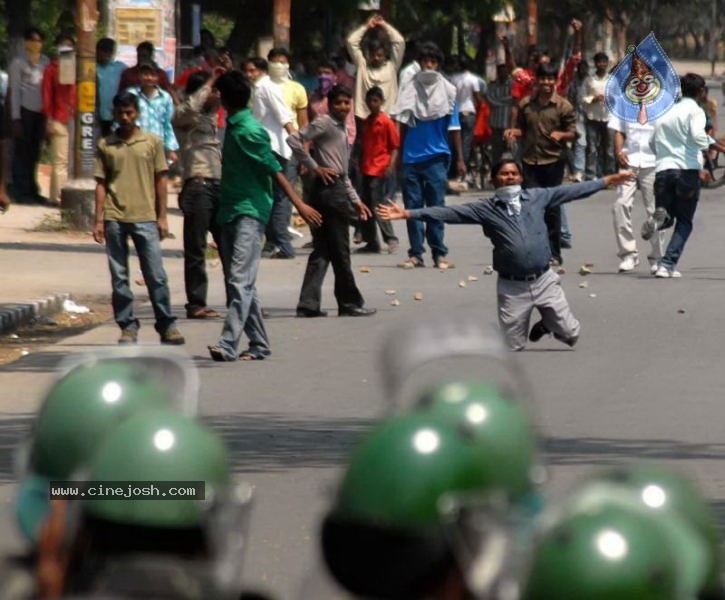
[
  {"left": 378, "top": 159, "right": 633, "bottom": 350},
  {"left": 9, "top": 26, "right": 49, "bottom": 204},
  {"left": 287, "top": 84, "right": 375, "bottom": 318},
  {"left": 172, "top": 69, "right": 223, "bottom": 319}
]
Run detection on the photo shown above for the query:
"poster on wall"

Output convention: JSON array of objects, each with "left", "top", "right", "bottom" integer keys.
[{"left": 109, "top": 0, "right": 176, "bottom": 82}]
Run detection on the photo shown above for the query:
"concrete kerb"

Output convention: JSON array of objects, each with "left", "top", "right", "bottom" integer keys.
[{"left": 0, "top": 293, "right": 71, "bottom": 336}]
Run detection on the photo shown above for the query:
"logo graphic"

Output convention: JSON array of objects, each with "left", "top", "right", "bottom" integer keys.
[{"left": 605, "top": 33, "right": 680, "bottom": 124}]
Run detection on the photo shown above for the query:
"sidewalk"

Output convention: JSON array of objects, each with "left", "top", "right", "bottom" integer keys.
[{"left": 0, "top": 168, "right": 188, "bottom": 334}]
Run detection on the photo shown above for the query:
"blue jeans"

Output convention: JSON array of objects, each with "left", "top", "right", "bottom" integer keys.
[
  {"left": 104, "top": 221, "right": 176, "bottom": 334},
  {"left": 655, "top": 169, "right": 701, "bottom": 270},
  {"left": 560, "top": 206, "right": 572, "bottom": 243},
  {"left": 216, "top": 215, "right": 270, "bottom": 360},
  {"left": 571, "top": 113, "right": 586, "bottom": 175},
  {"left": 402, "top": 155, "right": 449, "bottom": 263}
]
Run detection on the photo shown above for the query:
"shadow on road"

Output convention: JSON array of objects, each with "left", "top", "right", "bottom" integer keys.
[
  {"left": 0, "top": 241, "right": 183, "bottom": 259},
  {"left": 0, "top": 411, "right": 377, "bottom": 483},
  {"left": 545, "top": 436, "right": 725, "bottom": 464},
  {"left": 0, "top": 414, "right": 33, "bottom": 483},
  {"left": 202, "top": 412, "right": 377, "bottom": 473}
]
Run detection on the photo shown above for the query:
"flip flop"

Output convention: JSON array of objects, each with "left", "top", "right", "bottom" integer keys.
[
  {"left": 208, "top": 346, "right": 232, "bottom": 362},
  {"left": 239, "top": 352, "right": 266, "bottom": 361},
  {"left": 188, "top": 308, "right": 221, "bottom": 319}
]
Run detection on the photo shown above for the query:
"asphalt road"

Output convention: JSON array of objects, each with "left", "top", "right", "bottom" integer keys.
[{"left": 0, "top": 82, "right": 724, "bottom": 599}]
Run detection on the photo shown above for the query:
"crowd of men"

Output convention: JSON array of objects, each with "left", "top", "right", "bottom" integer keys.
[{"left": 1, "top": 15, "right": 723, "bottom": 355}]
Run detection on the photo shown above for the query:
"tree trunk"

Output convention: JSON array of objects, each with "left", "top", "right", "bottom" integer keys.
[
  {"left": 457, "top": 13, "right": 466, "bottom": 57},
  {"left": 226, "top": 0, "right": 270, "bottom": 58},
  {"left": 6, "top": 0, "right": 31, "bottom": 61},
  {"left": 475, "top": 18, "right": 495, "bottom": 76}
]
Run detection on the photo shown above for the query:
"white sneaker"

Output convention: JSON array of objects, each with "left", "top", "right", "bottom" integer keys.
[
  {"left": 649, "top": 260, "right": 659, "bottom": 275},
  {"left": 654, "top": 266, "right": 682, "bottom": 278},
  {"left": 618, "top": 255, "right": 640, "bottom": 272}
]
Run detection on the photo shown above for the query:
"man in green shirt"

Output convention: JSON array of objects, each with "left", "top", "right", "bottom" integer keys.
[
  {"left": 94, "top": 91, "right": 184, "bottom": 345},
  {"left": 208, "top": 71, "right": 321, "bottom": 362}
]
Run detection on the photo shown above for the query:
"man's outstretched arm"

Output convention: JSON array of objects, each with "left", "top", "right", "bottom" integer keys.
[
  {"left": 377, "top": 200, "right": 484, "bottom": 225},
  {"left": 546, "top": 171, "right": 635, "bottom": 208}
]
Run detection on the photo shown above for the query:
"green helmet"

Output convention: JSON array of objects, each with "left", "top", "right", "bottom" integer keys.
[
  {"left": 522, "top": 483, "right": 680, "bottom": 600},
  {"left": 322, "top": 412, "right": 502, "bottom": 599},
  {"left": 418, "top": 380, "right": 539, "bottom": 501},
  {"left": 30, "top": 361, "right": 174, "bottom": 478},
  {"left": 597, "top": 465, "right": 722, "bottom": 597},
  {"left": 16, "top": 360, "right": 173, "bottom": 543},
  {"left": 83, "top": 408, "right": 230, "bottom": 528}
]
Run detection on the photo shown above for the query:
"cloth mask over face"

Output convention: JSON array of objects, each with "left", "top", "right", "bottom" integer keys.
[
  {"left": 269, "top": 61, "right": 290, "bottom": 82},
  {"left": 317, "top": 73, "right": 335, "bottom": 96},
  {"left": 495, "top": 185, "right": 523, "bottom": 216},
  {"left": 416, "top": 69, "right": 440, "bottom": 86}
]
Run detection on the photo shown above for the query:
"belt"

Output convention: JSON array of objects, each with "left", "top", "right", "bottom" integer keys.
[
  {"left": 498, "top": 268, "right": 548, "bottom": 282},
  {"left": 187, "top": 176, "right": 220, "bottom": 185}
]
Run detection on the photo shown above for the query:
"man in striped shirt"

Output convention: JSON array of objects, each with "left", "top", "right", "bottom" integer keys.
[{"left": 127, "top": 62, "right": 179, "bottom": 164}]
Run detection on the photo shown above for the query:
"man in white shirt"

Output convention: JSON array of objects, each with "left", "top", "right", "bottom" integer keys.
[
  {"left": 243, "top": 57, "right": 297, "bottom": 259},
  {"left": 582, "top": 52, "right": 612, "bottom": 180},
  {"left": 9, "top": 26, "right": 50, "bottom": 204},
  {"left": 346, "top": 15, "right": 405, "bottom": 120},
  {"left": 645, "top": 73, "right": 725, "bottom": 278},
  {"left": 450, "top": 55, "right": 484, "bottom": 172},
  {"left": 609, "top": 117, "right": 664, "bottom": 273},
  {"left": 398, "top": 58, "right": 420, "bottom": 91}
]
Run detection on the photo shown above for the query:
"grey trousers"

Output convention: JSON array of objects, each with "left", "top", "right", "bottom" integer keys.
[
  {"left": 612, "top": 166, "right": 664, "bottom": 260},
  {"left": 497, "top": 269, "right": 580, "bottom": 351}
]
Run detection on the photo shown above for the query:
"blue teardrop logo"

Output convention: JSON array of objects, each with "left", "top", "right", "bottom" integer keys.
[{"left": 605, "top": 33, "right": 680, "bottom": 124}]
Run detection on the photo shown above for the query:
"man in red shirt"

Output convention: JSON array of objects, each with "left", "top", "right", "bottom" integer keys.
[
  {"left": 358, "top": 86, "right": 400, "bottom": 253},
  {"left": 42, "top": 33, "right": 76, "bottom": 205}
]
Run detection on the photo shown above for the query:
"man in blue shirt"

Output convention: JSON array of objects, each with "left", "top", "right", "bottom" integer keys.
[
  {"left": 127, "top": 62, "right": 179, "bottom": 164},
  {"left": 391, "top": 42, "right": 465, "bottom": 270},
  {"left": 378, "top": 159, "right": 633, "bottom": 350},
  {"left": 96, "top": 38, "right": 127, "bottom": 137}
]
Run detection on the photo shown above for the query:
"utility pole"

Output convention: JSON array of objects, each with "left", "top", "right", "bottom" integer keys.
[
  {"left": 273, "top": 0, "right": 291, "bottom": 48},
  {"left": 710, "top": 0, "right": 719, "bottom": 77},
  {"left": 61, "top": 0, "right": 98, "bottom": 230}
]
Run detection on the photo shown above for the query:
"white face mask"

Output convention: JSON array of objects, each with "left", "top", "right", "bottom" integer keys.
[
  {"left": 415, "top": 69, "right": 440, "bottom": 85},
  {"left": 496, "top": 184, "right": 522, "bottom": 199},
  {"left": 495, "top": 185, "right": 522, "bottom": 215},
  {"left": 269, "top": 61, "right": 290, "bottom": 81}
]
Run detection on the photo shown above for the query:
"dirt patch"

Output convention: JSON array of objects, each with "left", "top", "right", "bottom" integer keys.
[{"left": 0, "top": 295, "right": 113, "bottom": 365}]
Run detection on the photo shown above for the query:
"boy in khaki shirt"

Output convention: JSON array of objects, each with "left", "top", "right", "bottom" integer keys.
[{"left": 94, "top": 91, "right": 185, "bottom": 345}]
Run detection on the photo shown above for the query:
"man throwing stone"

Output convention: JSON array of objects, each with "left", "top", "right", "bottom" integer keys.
[{"left": 378, "top": 159, "right": 633, "bottom": 350}]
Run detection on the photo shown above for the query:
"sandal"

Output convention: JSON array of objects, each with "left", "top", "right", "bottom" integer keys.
[
  {"left": 398, "top": 257, "right": 425, "bottom": 269},
  {"left": 435, "top": 258, "right": 455, "bottom": 270},
  {"left": 208, "top": 346, "right": 233, "bottom": 362},
  {"left": 239, "top": 351, "right": 266, "bottom": 361},
  {"left": 188, "top": 307, "right": 221, "bottom": 319}
]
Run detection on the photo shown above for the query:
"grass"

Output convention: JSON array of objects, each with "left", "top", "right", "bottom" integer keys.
[{"left": 32, "top": 211, "right": 71, "bottom": 233}]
